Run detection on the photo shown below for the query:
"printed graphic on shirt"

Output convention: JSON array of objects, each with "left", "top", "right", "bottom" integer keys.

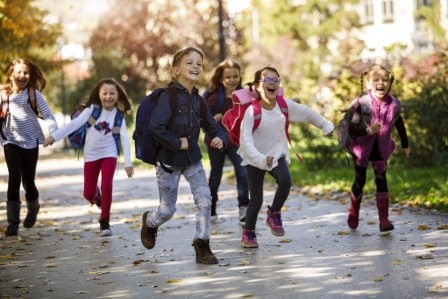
[{"left": 94, "top": 121, "right": 112, "bottom": 135}]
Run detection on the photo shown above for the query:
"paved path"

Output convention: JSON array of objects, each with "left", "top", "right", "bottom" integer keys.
[{"left": 1, "top": 153, "right": 447, "bottom": 298}]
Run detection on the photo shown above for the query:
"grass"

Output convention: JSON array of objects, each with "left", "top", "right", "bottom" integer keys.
[{"left": 287, "top": 160, "right": 448, "bottom": 213}]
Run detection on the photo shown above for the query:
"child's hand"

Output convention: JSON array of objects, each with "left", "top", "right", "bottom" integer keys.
[
  {"left": 210, "top": 137, "right": 223, "bottom": 149},
  {"left": 180, "top": 137, "right": 188, "bottom": 150},
  {"left": 266, "top": 155, "right": 274, "bottom": 167},
  {"left": 370, "top": 122, "right": 381, "bottom": 133},
  {"left": 125, "top": 166, "right": 134, "bottom": 178},
  {"left": 401, "top": 147, "right": 410, "bottom": 157},
  {"left": 214, "top": 113, "right": 223, "bottom": 123},
  {"left": 44, "top": 136, "right": 55, "bottom": 147}
]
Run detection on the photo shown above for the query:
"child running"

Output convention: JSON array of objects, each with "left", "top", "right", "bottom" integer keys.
[
  {"left": 238, "top": 66, "right": 334, "bottom": 248},
  {"left": 140, "top": 47, "right": 228, "bottom": 264},
  {"left": 1, "top": 58, "right": 58, "bottom": 236},
  {"left": 346, "top": 65, "right": 410, "bottom": 232},
  {"left": 44, "top": 78, "right": 134, "bottom": 236}
]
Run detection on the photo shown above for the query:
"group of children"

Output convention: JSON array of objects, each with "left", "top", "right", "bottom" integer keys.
[{"left": 1, "top": 48, "right": 410, "bottom": 265}]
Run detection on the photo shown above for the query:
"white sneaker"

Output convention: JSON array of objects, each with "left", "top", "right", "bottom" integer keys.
[
  {"left": 101, "top": 228, "right": 112, "bottom": 236},
  {"left": 211, "top": 215, "right": 218, "bottom": 223},
  {"left": 239, "top": 206, "right": 247, "bottom": 222}
]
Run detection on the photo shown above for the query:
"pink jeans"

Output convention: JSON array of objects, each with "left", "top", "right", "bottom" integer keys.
[{"left": 84, "top": 157, "right": 117, "bottom": 220}]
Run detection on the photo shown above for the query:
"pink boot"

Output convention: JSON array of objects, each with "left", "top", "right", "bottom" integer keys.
[
  {"left": 347, "top": 192, "right": 362, "bottom": 229},
  {"left": 376, "top": 192, "right": 394, "bottom": 232},
  {"left": 242, "top": 227, "right": 258, "bottom": 248}
]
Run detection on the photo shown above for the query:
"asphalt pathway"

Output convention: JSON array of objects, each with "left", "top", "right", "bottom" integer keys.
[{"left": 1, "top": 152, "right": 447, "bottom": 298}]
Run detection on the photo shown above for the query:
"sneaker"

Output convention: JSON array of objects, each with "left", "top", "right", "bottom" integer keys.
[
  {"left": 96, "top": 186, "right": 101, "bottom": 209},
  {"left": 141, "top": 212, "right": 158, "bottom": 249},
  {"left": 238, "top": 205, "right": 247, "bottom": 222},
  {"left": 266, "top": 206, "right": 285, "bottom": 236},
  {"left": 192, "top": 239, "right": 218, "bottom": 264},
  {"left": 242, "top": 228, "right": 258, "bottom": 248},
  {"left": 99, "top": 219, "right": 112, "bottom": 236}
]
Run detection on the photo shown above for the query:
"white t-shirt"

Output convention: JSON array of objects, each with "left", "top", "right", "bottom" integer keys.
[
  {"left": 51, "top": 105, "right": 132, "bottom": 167},
  {"left": 237, "top": 98, "right": 334, "bottom": 170}
]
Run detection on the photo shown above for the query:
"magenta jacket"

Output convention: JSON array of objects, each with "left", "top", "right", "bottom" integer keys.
[{"left": 349, "top": 91, "right": 401, "bottom": 167}]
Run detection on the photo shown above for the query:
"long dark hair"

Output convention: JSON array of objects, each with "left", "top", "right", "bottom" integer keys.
[
  {"left": 86, "top": 78, "right": 132, "bottom": 116},
  {"left": 3, "top": 58, "right": 46, "bottom": 94},
  {"left": 209, "top": 60, "right": 242, "bottom": 94}
]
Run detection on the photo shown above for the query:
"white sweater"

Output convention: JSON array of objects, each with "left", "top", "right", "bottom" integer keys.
[
  {"left": 51, "top": 105, "right": 132, "bottom": 167},
  {"left": 237, "top": 98, "right": 334, "bottom": 170}
]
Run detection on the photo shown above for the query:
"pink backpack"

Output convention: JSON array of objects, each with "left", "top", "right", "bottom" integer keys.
[{"left": 222, "top": 87, "right": 303, "bottom": 162}]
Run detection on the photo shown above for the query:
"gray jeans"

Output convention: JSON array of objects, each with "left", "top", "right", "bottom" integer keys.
[{"left": 146, "top": 161, "right": 212, "bottom": 240}]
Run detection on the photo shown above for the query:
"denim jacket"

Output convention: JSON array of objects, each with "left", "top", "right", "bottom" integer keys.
[{"left": 149, "top": 82, "right": 228, "bottom": 168}]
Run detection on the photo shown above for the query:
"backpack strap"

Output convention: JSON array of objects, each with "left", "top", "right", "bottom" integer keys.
[
  {"left": 277, "top": 97, "right": 303, "bottom": 163},
  {"left": 252, "top": 96, "right": 303, "bottom": 163},
  {"left": 112, "top": 109, "right": 124, "bottom": 156},
  {"left": 28, "top": 87, "right": 39, "bottom": 116},
  {"left": 212, "top": 86, "right": 225, "bottom": 115},
  {"left": 0, "top": 90, "right": 8, "bottom": 140}
]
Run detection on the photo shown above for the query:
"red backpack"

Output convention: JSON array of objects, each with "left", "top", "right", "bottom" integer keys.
[{"left": 222, "top": 87, "right": 303, "bottom": 162}]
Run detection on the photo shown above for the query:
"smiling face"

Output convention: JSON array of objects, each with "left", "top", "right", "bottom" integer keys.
[
  {"left": 173, "top": 51, "right": 203, "bottom": 86},
  {"left": 366, "top": 68, "right": 391, "bottom": 100},
  {"left": 256, "top": 69, "right": 280, "bottom": 103},
  {"left": 99, "top": 83, "right": 118, "bottom": 111},
  {"left": 9, "top": 63, "right": 30, "bottom": 93},
  {"left": 221, "top": 67, "right": 241, "bottom": 94}
]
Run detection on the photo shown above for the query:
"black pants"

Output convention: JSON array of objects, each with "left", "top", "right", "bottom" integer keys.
[
  {"left": 245, "top": 157, "right": 292, "bottom": 230},
  {"left": 4, "top": 144, "right": 39, "bottom": 202},
  {"left": 351, "top": 155, "right": 388, "bottom": 197}
]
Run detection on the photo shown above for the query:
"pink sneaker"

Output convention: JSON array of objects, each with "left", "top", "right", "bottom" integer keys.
[
  {"left": 242, "top": 228, "right": 258, "bottom": 248},
  {"left": 266, "top": 206, "right": 285, "bottom": 236}
]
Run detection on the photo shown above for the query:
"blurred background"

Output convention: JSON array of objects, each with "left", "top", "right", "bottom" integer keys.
[{"left": 1, "top": 0, "right": 447, "bottom": 209}]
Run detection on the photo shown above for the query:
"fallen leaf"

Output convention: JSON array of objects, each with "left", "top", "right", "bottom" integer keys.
[
  {"left": 424, "top": 243, "right": 436, "bottom": 248},
  {"left": 367, "top": 220, "right": 376, "bottom": 225},
  {"left": 416, "top": 255, "right": 434, "bottom": 259},
  {"left": 241, "top": 295, "right": 255, "bottom": 298},
  {"left": 417, "top": 225, "right": 429, "bottom": 230},
  {"left": 337, "top": 231, "right": 350, "bottom": 235},
  {"left": 374, "top": 277, "right": 383, "bottom": 282},
  {"left": 279, "top": 239, "right": 291, "bottom": 243},
  {"left": 238, "top": 259, "right": 251, "bottom": 266},
  {"left": 75, "top": 291, "right": 88, "bottom": 294},
  {"left": 166, "top": 279, "right": 181, "bottom": 283},
  {"left": 436, "top": 225, "right": 448, "bottom": 230},
  {"left": 380, "top": 232, "right": 392, "bottom": 237},
  {"left": 44, "top": 256, "right": 55, "bottom": 259},
  {"left": 392, "top": 260, "right": 403, "bottom": 265}
]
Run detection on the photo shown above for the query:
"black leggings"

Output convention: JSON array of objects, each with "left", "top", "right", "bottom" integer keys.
[
  {"left": 351, "top": 156, "right": 388, "bottom": 197},
  {"left": 245, "top": 157, "right": 292, "bottom": 230},
  {"left": 4, "top": 144, "right": 39, "bottom": 202}
]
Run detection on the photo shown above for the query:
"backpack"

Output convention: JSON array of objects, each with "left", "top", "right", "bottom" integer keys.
[
  {"left": 337, "top": 96, "right": 370, "bottom": 154},
  {"left": 68, "top": 104, "right": 124, "bottom": 158},
  {"left": 222, "top": 87, "right": 303, "bottom": 162},
  {"left": 0, "top": 87, "right": 39, "bottom": 140},
  {"left": 133, "top": 86, "right": 208, "bottom": 165}
]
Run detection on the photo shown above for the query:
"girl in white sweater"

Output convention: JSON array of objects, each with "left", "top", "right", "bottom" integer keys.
[{"left": 238, "top": 66, "right": 334, "bottom": 248}]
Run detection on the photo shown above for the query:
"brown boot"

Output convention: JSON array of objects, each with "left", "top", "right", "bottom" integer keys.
[
  {"left": 347, "top": 192, "right": 362, "bottom": 229},
  {"left": 23, "top": 199, "right": 40, "bottom": 228},
  {"left": 376, "top": 192, "right": 394, "bottom": 232},
  {"left": 140, "top": 212, "right": 158, "bottom": 249},
  {"left": 6, "top": 201, "right": 21, "bottom": 236},
  {"left": 192, "top": 239, "right": 218, "bottom": 264}
]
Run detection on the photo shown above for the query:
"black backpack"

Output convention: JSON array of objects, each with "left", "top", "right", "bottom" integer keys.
[{"left": 133, "top": 86, "right": 207, "bottom": 165}]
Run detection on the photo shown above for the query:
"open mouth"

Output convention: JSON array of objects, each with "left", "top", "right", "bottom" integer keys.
[
  {"left": 190, "top": 71, "right": 199, "bottom": 76},
  {"left": 266, "top": 86, "right": 277, "bottom": 93}
]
